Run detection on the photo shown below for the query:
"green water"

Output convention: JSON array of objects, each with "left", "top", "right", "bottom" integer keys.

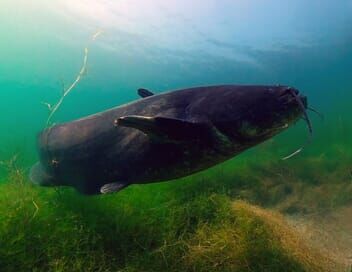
[{"left": 1, "top": 1, "right": 351, "bottom": 271}]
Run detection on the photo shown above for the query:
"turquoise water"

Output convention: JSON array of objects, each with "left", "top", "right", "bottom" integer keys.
[
  {"left": 1, "top": 1, "right": 351, "bottom": 154},
  {"left": 1, "top": 1, "right": 352, "bottom": 271}
]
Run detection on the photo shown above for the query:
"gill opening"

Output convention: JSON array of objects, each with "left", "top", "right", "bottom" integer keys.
[{"left": 282, "top": 89, "right": 313, "bottom": 160}]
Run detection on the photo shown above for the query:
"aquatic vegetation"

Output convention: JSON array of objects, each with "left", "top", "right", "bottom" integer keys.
[
  {"left": 0, "top": 132, "right": 349, "bottom": 271},
  {"left": 186, "top": 201, "right": 334, "bottom": 272}
]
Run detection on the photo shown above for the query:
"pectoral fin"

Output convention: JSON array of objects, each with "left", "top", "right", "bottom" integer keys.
[
  {"left": 116, "top": 115, "right": 213, "bottom": 142},
  {"left": 100, "top": 182, "right": 129, "bottom": 194},
  {"left": 138, "top": 88, "right": 154, "bottom": 98}
]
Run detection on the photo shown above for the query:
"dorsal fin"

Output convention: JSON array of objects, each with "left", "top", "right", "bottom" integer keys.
[{"left": 138, "top": 88, "right": 154, "bottom": 98}]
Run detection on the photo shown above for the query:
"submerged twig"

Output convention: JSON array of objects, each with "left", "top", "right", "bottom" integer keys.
[
  {"left": 92, "top": 30, "right": 103, "bottom": 41},
  {"left": 46, "top": 47, "right": 89, "bottom": 126},
  {"left": 282, "top": 148, "right": 303, "bottom": 161},
  {"left": 45, "top": 30, "right": 103, "bottom": 127}
]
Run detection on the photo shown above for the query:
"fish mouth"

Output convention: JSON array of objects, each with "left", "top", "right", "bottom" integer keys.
[
  {"left": 280, "top": 87, "right": 313, "bottom": 160},
  {"left": 287, "top": 89, "right": 312, "bottom": 134},
  {"left": 278, "top": 88, "right": 307, "bottom": 109},
  {"left": 30, "top": 162, "right": 55, "bottom": 187}
]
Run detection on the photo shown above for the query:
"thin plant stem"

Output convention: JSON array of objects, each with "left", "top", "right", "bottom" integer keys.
[{"left": 45, "top": 30, "right": 103, "bottom": 127}]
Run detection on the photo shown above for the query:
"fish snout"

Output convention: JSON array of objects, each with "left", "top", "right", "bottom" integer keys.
[
  {"left": 285, "top": 87, "right": 308, "bottom": 109},
  {"left": 277, "top": 87, "right": 308, "bottom": 108},
  {"left": 30, "top": 162, "right": 55, "bottom": 187}
]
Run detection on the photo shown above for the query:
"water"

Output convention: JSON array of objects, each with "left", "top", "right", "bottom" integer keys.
[{"left": 1, "top": 1, "right": 351, "bottom": 271}]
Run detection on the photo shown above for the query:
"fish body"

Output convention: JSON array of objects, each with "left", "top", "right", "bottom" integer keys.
[{"left": 30, "top": 85, "right": 307, "bottom": 194}]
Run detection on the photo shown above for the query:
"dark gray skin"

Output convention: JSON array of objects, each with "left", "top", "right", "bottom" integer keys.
[{"left": 30, "top": 85, "right": 307, "bottom": 195}]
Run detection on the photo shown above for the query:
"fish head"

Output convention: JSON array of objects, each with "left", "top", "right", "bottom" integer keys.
[
  {"left": 29, "top": 125, "right": 105, "bottom": 195},
  {"left": 208, "top": 85, "right": 308, "bottom": 144},
  {"left": 30, "top": 161, "right": 102, "bottom": 195}
]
